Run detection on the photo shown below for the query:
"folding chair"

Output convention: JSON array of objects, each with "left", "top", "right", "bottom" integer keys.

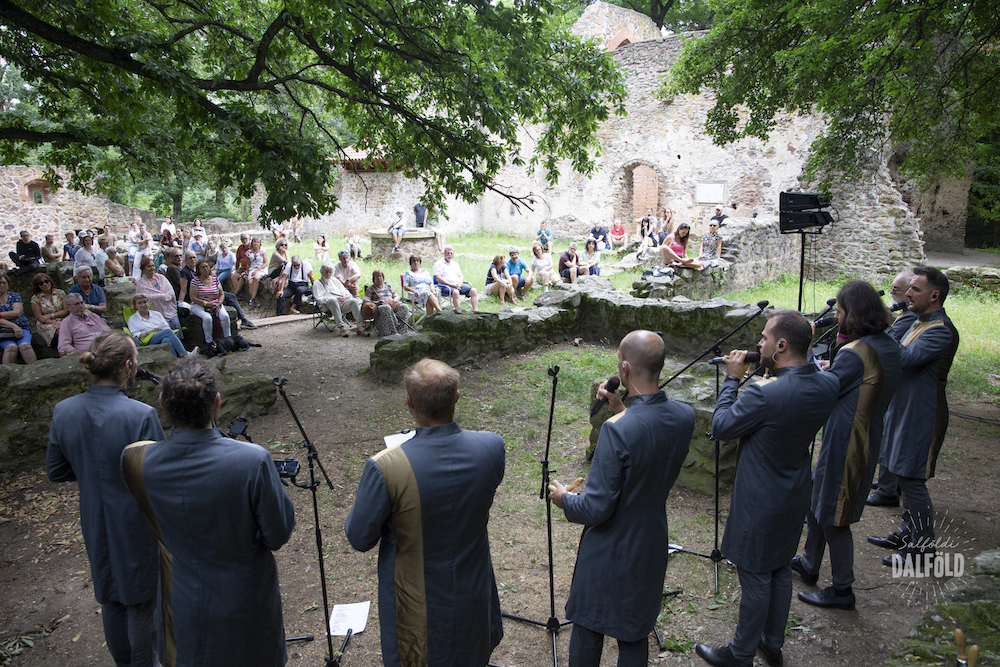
[{"left": 401, "top": 274, "right": 426, "bottom": 329}]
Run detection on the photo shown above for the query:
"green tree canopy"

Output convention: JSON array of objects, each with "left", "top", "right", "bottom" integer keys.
[
  {"left": 0, "top": 0, "right": 626, "bottom": 226},
  {"left": 659, "top": 0, "right": 1000, "bottom": 185}
]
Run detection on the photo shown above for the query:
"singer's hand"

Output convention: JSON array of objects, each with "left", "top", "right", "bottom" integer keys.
[
  {"left": 725, "top": 349, "right": 751, "bottom": 380},
  {"left": 548, "top": 479, "right": 567, "bottom": 509},
  {"left": 817, "top": 359, "right": 831, "bottom": 371},
  {"left": 598, "top": 379, "right": 626, "bottom": 414}
]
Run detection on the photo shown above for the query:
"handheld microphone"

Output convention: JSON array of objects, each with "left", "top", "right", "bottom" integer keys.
[
  {"left": 589, "top": 376, "right": 621, "bottom": 417},
  {"left": 890, "top": 300, "right": 908, "bottom": 312},
  {"left": 135, "top": 367, "right": 162, "bottom": 385},
  {"left": 814, "top": 317, "right": 838, "bottom": 328},
  {"left": 708, "top": 352, "right": 761, "bottom": 366}
]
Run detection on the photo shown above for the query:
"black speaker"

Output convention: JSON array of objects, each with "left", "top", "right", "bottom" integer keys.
[
  {"left": 780, "top": 192, "right": 831, "bottom": 212},
  {"left": 779, "top": 211, "right": 834, "bottom": 232}
]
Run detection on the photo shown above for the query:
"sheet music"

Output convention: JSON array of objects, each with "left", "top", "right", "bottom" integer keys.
[
  {"left": 383, "top": 430, "right": 416, "bottom": 449},
  {"left": 329, "top": 601, "right": 370, "bottom": 636}
]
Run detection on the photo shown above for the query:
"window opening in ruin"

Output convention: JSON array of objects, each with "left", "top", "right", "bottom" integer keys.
[{"left": 32, "top": 189, "right": 43, "bottom": 204}]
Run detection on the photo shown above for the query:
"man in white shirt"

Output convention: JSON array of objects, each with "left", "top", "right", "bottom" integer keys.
[
  {"left": 433, "top": 246, "right": 478, "bottom": 312},
  {"left": 132, "top": 223, "right": 153, "bottom": 279},
  {"left": 313, "top": 262, "right": 367, "bottom": 336},
  {"left": 334, "top": 250, "right": 361, "bottom": 296},
  {"left": 278, "top": 255, "right": 314, "bottom": 316},
  {"left": 160, "top": 216, "right": 177, "bottom": 237}
]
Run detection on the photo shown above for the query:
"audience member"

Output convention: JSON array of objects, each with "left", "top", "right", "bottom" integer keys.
[
  {"left": 364, "top": 269, "right": 410, "bottom": 336},
  {"left": 414, "top": 202, "right": 446, "bottom": 252},
  {"left": 636, "top": 214, "right": 657, "bottom": 250},
  {"left": 433, "top": 246, "right": 478, "bottom": 312},
  {"left": 334, "top": 250, "right": 361, "bottom": 297},
  {"left": 214, "top": 241, "right": 236, "bottom": 286},
  {"left": 103, "top": 246, "right": 128, "bottom": 282},
  {"left": 47, "top": 330, "right": 164, "bottom": 667},
  {"left": 30, "top": 272, "right": 68, "bottom": 349},
  {"left": 658, "top": 208, "right": 675, "bottom": 242},
  {"left": 314, "top": 235, "right": 331, "bottom": 262},
  {"left": 190, "top": 231, "right": 207, "bottom": 262},
  {"left": 270, "top": 219, "right": 285, "bottom": 241},
  {"left": 559, "top": 242, "right": 581, "bottom": 283},
  {"left": 74, "top": 233, "right": 102, "bottom": 280},
  {"left": 710, "top": 205, "right": 729, "bottom": 227},
  {"left": 313, "top": 262, "right": 366, "bottom": 337},
  {"left": 132, "top": 223, "right": 153, "bottom": 280},
  {"left": 98, "top": 224, "right": 117, "bottom": 250},
  {"left": 164, "top": 249, "right": 184, "bottom": 302},
  {"left": 189, "top": 259, "right": 231, "bottom": 347},
  {"left": 588, "top": 223, "right": 611, "bottom": 251},
  {"left": 58, "top": 292, "right": 111, "bottom": 356},
  {"left": 94, "top": 237, "right": 110, "bottom": 278},
  {"left": 506, "top": 247, "right": 534, "bottom": 299},
  {"left": 8, "top": 230, "right": 42, "bottom": 274},
  {"left": 345, "top": 229, "right": 362, "bottom": 259},
  {"left": 68, "top": 267, "right": 107, "bottom": 317},
  {"left": 190, "top": 218, "right": 207, "bottom": 239},
  {"left": 535, "top": 220, "right": 553, "bottom": 252},
  {"left": 485, "top": 254, "right": 518, "bottom": 306},
  {"left": 659, "top": 222, "right": 702, "bottom": 269},
  {"left": 160, "top": 215, "right": 176, "bottom": 237},
  {"left": 267, "top": 239, "right": 291, "bottom": 296},
  {"left": 234, "top": 232, "right": 252, "bottom": 291},
  {"left": 62, "top": 230, "right": 79, "bottom": 261},
  {"left": 278, "top": 255, "right": 313, "bottom": 316},
  {"left": 578, "top": 239, "right": 601, "bottom": 276},
  {"left": 530, "top": 242, "right": 560, "bottom": 288},
  {"left": 0, "top": 273, "right": 37, "bottom": 365},
  {"left": 290, "top": 218, "right": 303, "bottom": 244},
  {"left": 39, "top": 233, "right": 60, "bottom": 264},
  {"left": 609, "top": 219, "right": 628, "bottom": 248},
  {"left": 403, "top": 255, "right": 441, "bottom": 316},
  {"left": 179, "top": 252, "right": 198, "bottom": 306},
  {"left": 136, "top": 256, "right": 181, "bottom": 330},
  {"left": 246, "top": 238, "right": 268, "bottom": 308},
  {"left": 127, "top": 293, "right": 191, "bottom": 357},
  {"left": 698, "top": 220, "right": 725, "bottom": 267},
  {"left": 388, "top": 207, "right": 406, "bottom": 252}
]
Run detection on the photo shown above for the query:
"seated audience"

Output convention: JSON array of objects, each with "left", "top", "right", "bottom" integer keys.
[
  {"left": 68, "top": 267, "right": 107, "bottom": 317},
  {"left": 74, "top": 233, "right": 102, "bottom": 280},
  {"left": 278, "top": 255, "right": 313, "bottom": 316},
  {"left": 535, "top": 220, "right": 553, "bottom": 253},
  {"left": 214, "top": 241, "right": 236, "bottom": 286},
  {"left": 270, "top": 220, "right": 285, "bottom": 241},
  {"left": 136, "top": 256, "right": 181, "bottom": 330},
  {"left": 588, "top": 223, "right": 611, "bottom": 251},
  {"left": 246, "top": 239, "right": 268, "bottom": 308},
  {"left": 334, "top": 250, "right": 361, "bottom": 297},
  {"left": 189, "top": 259, "right": 231, "bottom": 346},
  {"left": 98, "top": 224, "right": 118, "bottom": 251},
  {"left": 387, "top": 208, "right": 406, "bottom": 252},
  {"left": 485, "top": 254, "right": 518, "bottom": 306},
  {"left": 402, "top": 255, "right": 441, "bottom": 317},
  {"left": 658, "top": 208, "right": 675, "bottom": 244},
  {"left": 658, "top": 222, "right": 702, "bottom": 269},
  {"left": 578, "top": 239, "right": 601, "bottom": 277},
  {"left": 126, "top": 221, "right": 141, "bottom": 271},
  {"left": 30, "top": 272, "right": 68, "bottom": 349},
  {"left": 636, "top": 214, "right": 657, "bottom": 250},
  {"left": 345, "top": 229, "right": 362, "bottom": 259},
  {"left": 433, "top": 246, "right": 478, "bottom": 312},
  {"left": 364, "top": 269, "right": 410, "bottom": 336},
  {"left": 697, "top": 220, "right": 725, "bottom": 266},
  {"left": 0, "top": 273, "right": 37, "bottom": 364},
  {"left": 41, "top": 233, "right": 62, "bottom": 264},
  {"left": 58, "top": 292, "right": 110, "bottom": 356},
  {"left": 506, "top": 247, "right": 534, "bottom": 299},
  {"left": 267, "top": 239, "right": 291, "bottom": 296},
  {"left": 559, "top": 242, "right": 580, "bottom": 283},
  {"left": 8, "top": 230, "right": 42, "bottom": 274},
  {"left": 132, "top": 223, "right": 154, "bottom": 279},
  {"left": 103, "top": 246, "right": 128, "bottom": 283},
  {"left": 313, "top": 262, "right": 366, "bottom": 337},
  {"left": 62, "top": 230, "right": 80, "bottom": 262},
  {"left": 314, "top": 235, "right": 331, "bottom": 263},
  {"left": 531, "top": 243, "right": 560, "bottom": 287},
  {"left": 127, "top": 294, "right": 191, "bottom": 358},
  {"left": 609, "top": 219, "right": 628, "bottom": 248}
]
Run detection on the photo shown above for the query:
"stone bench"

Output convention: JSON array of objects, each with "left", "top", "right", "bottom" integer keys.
[{"left": 368, "top": 229, "right": 440, "bottom": 261}]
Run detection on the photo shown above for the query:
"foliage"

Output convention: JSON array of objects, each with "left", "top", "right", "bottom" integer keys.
[
  {"left": 967, "top": 132, "right": 1000, "bottom": 249},
  {"left": 659, "top": 0, "right": 1000, "bottom": 186},
  {"left": 602, "top": 0, "right": 713, "bottom": 31},
  {"left": 0, "top": 0, "right": 627, "bottom": 226}
]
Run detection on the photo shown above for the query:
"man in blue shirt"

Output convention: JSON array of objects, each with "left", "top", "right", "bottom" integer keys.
[
  {"left": 535, "top": 221, "right": 553, "bottom": 252},
  {"left": 505, "top": 247, "right": 534, "bottom": 300},
  {"left": 588, "top": 224, "right": 611, "bottom": 250},
  {"left": 68, "top": 266, "right": 107, "bottom": 318}
]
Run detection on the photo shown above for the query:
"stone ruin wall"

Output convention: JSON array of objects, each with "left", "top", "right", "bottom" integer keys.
[
  {"left": 572, "top": 1, "right": 662, "bottom": 49},
  {"left": 0, "top": 166, "right": 154, "bottom": 254}
]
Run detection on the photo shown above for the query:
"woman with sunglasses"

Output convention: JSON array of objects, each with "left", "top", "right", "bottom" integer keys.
[{"left": 30, "top": 272, "right": 68, "bottom": 348}]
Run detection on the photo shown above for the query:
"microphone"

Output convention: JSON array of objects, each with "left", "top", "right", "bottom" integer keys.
[
  {"left": 589, "top": 376, "right": 621, "bottom": 417},
  {"left": 814, "top": 317, "right": 838, "bottom": 328},
  {"left": 708, "top": 352, "right": 761, "bottom": 366},
  {"left": 135, "top": 367, "right": 162, "bottom": 385},
  {"left": 756, "top": 300, "right": 769, "bottom": 309},
  {"left": 890, "top": 300, "right": 908, "bottom": 312}
]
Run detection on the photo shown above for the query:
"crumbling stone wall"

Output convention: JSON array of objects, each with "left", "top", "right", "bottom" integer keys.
[
  {"left": 572, "top": 1, "right": 662, "bottom": 49},
  {"left": 0, "top": 166, "right": 152, "bottom": 253}
]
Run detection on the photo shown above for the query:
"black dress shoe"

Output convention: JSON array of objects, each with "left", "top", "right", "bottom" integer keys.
[
  {"left": 867, "top": 532, "right": 908, "bottom": 550},
  {"left": 694, "top": 644, "right": 750, "bottom": 667},
  {"left": 790, "top": 556, "right": 818, "bottom": 586},
  {"left": 798, "top": 586, "right": 856, "bottom": 610},
  {"left": 866, "top": 492, "right": 900, "bottom": 507},
  {"left": 241, "top": 319, "right": 258, "bottom": 329},
  {"left": 757, "top": 641, "right": 784, "bottom": 666}
]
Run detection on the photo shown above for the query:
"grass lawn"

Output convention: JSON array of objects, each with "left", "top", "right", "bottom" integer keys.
[{"left": 276, "top": 232, "right": 998, "bottom": 403}]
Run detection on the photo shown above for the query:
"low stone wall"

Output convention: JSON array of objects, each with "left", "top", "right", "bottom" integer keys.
[
  {"left": 367, "top": 229, "right": 440, "bottom": 261},
  {"left": 629, "top": 265, "right": 728, "bottom": 300},
  {"left": 0, "top": 346, "right": 277, "bottom": 463},
  {"left": 944, "top": 266, "right": 1000, "bottom": 295}
]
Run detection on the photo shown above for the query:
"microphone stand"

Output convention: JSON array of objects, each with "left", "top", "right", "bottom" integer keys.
[
  {"left": 499, "top": 365, "right": 570, "bottom": 667},
  {"left": 272, "top": 376, "right": 342, "bottom": 666},
  {"left": 659, "top": 299, "right": 770, "bottom": 594}
]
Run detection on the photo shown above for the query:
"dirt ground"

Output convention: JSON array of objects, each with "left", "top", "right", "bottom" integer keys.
[{"left": 2, "top": 318, "right": 998, "bottom": 667}]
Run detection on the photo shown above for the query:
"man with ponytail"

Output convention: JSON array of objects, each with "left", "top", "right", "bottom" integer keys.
[{"left": 47, "top": 330, "right": 165, "bottom": 667}]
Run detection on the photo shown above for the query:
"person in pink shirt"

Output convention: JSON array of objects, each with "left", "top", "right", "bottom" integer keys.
[{"left": 58, "top": 292, "right": 111, "bottom": 356}]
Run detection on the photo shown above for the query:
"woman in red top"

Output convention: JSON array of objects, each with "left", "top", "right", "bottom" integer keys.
[{"left": 188, "top": 259, "right": 231, "bottom": 345}]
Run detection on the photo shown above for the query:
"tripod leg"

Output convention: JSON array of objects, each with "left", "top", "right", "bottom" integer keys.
[{"left": 652, "top": 625, "right": 665, "bottom": 651}]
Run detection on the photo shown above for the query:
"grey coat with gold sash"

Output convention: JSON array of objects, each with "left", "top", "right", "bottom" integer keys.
[
  {"left": 562, "top": 392, "right": 693, "bottom": 642},
  {"left": 714, "top": 365, "right": 839, "bottom": 572},
  {"left": 812, "top": 333, "right": 901, "bottom": 527},
  {"left": 345, "top": 423, "right": 505, "bottom": 667},
  {"left": 881, "top": 308, "right": 959, "bottom": 480}
]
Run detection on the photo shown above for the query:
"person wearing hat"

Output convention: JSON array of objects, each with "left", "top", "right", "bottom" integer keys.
[
  {"left": 334, "top": 250, "right": 361, "bottom": 297},
  {"left": 505, "top": 247, "right": 534, "bottom": 300},
  {"left": 387, "top": 207, "right": 406, "bottom": 252},
  {"left": 190, "top": 231, "right": 207, "bottom": 263}
]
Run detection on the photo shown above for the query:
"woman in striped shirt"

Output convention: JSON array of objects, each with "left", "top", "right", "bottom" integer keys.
[{"left": 188, "top": 259, "right": 231, "bottom": 345}]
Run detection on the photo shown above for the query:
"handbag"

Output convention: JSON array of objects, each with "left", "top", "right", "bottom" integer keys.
[{"left": 0, "top": 327, "right": 18, "bottom": 340}]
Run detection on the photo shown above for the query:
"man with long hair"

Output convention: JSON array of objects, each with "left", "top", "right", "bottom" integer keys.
[{"left": 47, "top": 331, "right": 165, "bottom": 666}]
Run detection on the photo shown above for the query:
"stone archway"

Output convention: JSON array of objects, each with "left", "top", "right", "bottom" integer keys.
[
  {"left": 608, "top": 28, "right": 636, "bottom": 50},
  {"left": 610, "top": 160, "right": 667, "bottom": 226}
]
